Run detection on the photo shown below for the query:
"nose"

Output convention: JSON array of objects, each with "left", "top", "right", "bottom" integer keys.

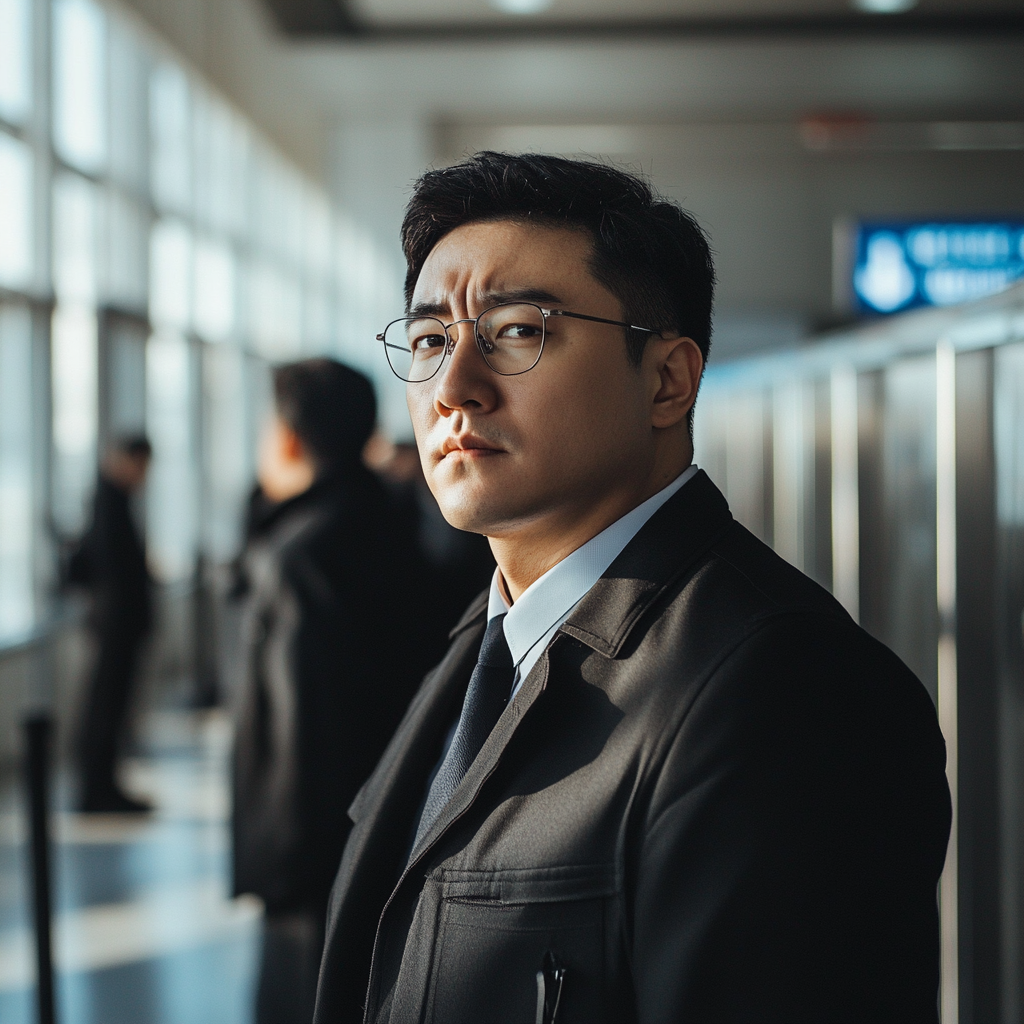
[
  {"left": 432, "top": 319, "right": 498, "bottom": 417},
  {"left": 442, "top": 318, "right": 476, "bottom": 358}
]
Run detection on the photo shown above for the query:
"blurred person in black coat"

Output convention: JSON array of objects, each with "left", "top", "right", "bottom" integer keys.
[
  {"left": 369, "top": 438, "right": 494, "bottom": 668},
  {"left": 75, "top": 435, "right": 154, "bottom": 814},
  {"left": 231, "top": 359, "right": 430, "bottom": 1024}
]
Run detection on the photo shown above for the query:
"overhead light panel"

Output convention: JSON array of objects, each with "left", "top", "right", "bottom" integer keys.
[
  {"left": 491, "top": 0, "right": 553, "bottom": 14},
  {"left": 852, "top": 0, "right": 918, "bottom": 12}
]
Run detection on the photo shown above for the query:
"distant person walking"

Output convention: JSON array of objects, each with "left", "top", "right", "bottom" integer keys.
[
  {"left": 231, "top": 359, "right": 430, "bottom": 1024},
  {"left": 75, "top": 435, "right": 154, "bottom": 814}
]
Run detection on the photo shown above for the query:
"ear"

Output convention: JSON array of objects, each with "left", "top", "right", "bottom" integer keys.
[
  {"left": 649, "top": 335, "right": 703, "bottom": 430},
  {"left": 280, "top": 423, "right": 308, "bottom": 463}
]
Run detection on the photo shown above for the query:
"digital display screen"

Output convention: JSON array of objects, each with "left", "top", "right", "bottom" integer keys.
[{"left": 853, "top": 220, "right": 1024, "bottom": 314}]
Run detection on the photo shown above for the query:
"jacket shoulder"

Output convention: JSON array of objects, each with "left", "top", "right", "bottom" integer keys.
[
  {"left": 706, "top": 521, "right": 850, "bottom": 622},
  {"left": 607, "top": 517, "right": 938, "bottom": 755}
]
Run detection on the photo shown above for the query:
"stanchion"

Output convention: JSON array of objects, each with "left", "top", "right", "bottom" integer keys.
[{"left": 24, "top": 714, "right": 56, "bottom": 1024}]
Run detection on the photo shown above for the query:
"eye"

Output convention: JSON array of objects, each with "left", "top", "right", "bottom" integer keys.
[
  {"left": 495, "top": 322, "right": 542, "bottom": 342},
  {"left": 410, "top": 330, "right": 447, "bottom": 353}
]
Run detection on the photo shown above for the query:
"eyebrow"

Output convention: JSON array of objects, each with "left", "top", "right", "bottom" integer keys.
[{"left": 408, "top": 288, "right": 563, "bottom": 318}]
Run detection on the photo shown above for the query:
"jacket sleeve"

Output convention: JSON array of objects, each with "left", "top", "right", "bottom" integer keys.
[{"left": 630, "top": 613, "right": 950, "bottom": 1024}]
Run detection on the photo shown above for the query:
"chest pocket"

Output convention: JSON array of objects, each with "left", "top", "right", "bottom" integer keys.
[{"left": 425, "top": 863, "right": 617, "bottom": 1024}]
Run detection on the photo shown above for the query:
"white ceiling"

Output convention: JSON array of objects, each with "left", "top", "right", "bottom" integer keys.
[
  {"left": 351, "top": 0, "right": 1024, "bottom": 25},
  {"left": 118, "top": 0, "right": 1024, "bottom": 183},
  {"left": 290, "top": 37, "right": 1024, "bottom": 121}
]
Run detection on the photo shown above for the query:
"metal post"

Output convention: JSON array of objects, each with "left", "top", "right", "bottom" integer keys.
[
  {"left": 24, "top": 713, "right": 56, "bottom": 1024},
  {"left": 936, "top": 339, "right": 958, "bottom": 1024}
]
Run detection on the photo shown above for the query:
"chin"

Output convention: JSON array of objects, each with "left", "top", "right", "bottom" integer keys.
[
  {"left": 435, "top": 494, "right": 491, "bottom": 535},
  {"left": 433, "top": 481, "right": 513, "bottom": 536}
]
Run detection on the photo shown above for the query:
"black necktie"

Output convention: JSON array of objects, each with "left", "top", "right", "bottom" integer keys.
[{"left": 412, "top": 613, "right": 513, "bottom": 852}]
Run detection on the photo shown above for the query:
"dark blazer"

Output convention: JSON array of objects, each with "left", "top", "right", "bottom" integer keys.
[
  {"left": 314, "top": 471, "right": 951, "bottom": 1024},
  {"left": 231, "top": 468, "right": 432, "bottom": 916}
]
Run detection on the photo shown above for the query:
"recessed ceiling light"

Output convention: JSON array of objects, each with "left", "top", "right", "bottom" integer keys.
[
  {"left": 491, "top": 0, "right": 553, "bottom": 14},
  {"left": 853, "top": 0, "right": 917, "bottom": 12}
]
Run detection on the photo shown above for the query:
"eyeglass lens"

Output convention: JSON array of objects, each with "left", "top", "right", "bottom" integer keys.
[{"left": 382, "top": 302, "right": 546, "bottom": 382}]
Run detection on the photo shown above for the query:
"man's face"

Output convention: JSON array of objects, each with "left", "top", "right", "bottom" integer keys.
[
  {"left": 407, "top": 219, "right": 664, "bottom": 540},
  {"left": 104, "top": 451, "right": 150, "bottom": 492},
  {"left": 257, "top": 413, "right": 315, "bottom": 502}
]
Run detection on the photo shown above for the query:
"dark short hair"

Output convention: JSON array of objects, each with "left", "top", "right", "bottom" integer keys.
[
  {"left": 401, "top": 152, "right": 715, "bottom": 375},
  {"left": 273, "top": 358, "right": 376, "bottom": 472},
  {"left": 112, "top": 434, "right": 152, "bottom": 459}
]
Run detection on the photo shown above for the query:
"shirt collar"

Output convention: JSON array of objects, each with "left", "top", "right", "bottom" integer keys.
[{"left": 486, "top": 464, "right": 699, "bottom": 671}]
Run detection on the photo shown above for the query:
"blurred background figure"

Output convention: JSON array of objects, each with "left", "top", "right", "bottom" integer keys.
[
  {"left": 230, "top": 359, "right": 429, "bottom": 1024},
  {"left": 367, "top": 437, "right": 495, "bottom": 667},
  {"left": 72, "top": 435, "right": 154, "bottom": 814}
]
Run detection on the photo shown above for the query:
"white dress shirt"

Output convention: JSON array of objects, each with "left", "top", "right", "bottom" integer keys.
[{"left": 488, "top": 464, "right": 699, "bottom": 699}]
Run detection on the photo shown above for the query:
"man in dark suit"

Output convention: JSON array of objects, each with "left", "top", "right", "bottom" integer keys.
[
  {"left": 314, "top": 153, "right": 952, "bottom": 1024},
  {"left": 231, "top": 359, "right": 431, "bottom": 1023},
  {"left": 76, "top": 435, "right": 154, "bottom": 813}
]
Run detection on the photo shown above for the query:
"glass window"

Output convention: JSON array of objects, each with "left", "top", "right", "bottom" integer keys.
[
  {"left": 0, "top": 131, "right": 33, "bottom": 289},
  {"left": 222, "top": 111, "right": 251, "bottom": 239},
  {"left": 193, "top": 235, "right": 236, "bottom": 343},
  {"left": 282, "top": 172, "right": 305, "bottom": 269},
  {"left": 336, "top": 214, "right": 382, "bottom": 359},
  {"left": 102, "top": 186, "right": 149, "bottom": 310},
  {"left": 150, "top": 218, "right": 192, "bottom": 331},
  {"left": 106, "top": 317, "right": 147, "bottom": 435},
  {"left": 304, "top": 188, "right": 334, "bottom": 279},
  {"left": 53, "top": 0, "right": 107, "bottom": 174},
  {"left": 52, "top": 171, "right": 98, "bottom": 304},
  {"left": 51, "top": 303, "right": 98, "bottom": 533},
  {"left": 303, "top": 281, "right": 332, "bottom": 353},
  {"left": 246, "top": 258, "right": 301, "bottom": 360},
  {"left": 150, "top": 61, "right": 191, "bottom": 215},
  {"left": 252, "top": 143, "right": 301, "bottom": 264},
  {"left": 0, "top": 0, "right": 32, "bottom": 126},
  {"left": 107, "top": 17, "right": 149, "bottom": 193},
  {"left": 146, "top": 331, "right": 196, "bottom": 581},
  {"left": 0, "top": 302, "right": 35, "bottom": 639},
  {"left": 195, "top": 94, "right": 250, "bottom": 238},
  {"left": 203, "top": 344, "right": 249, "bottom": 562},
  {"left": 193, "top": 86, "right": 241, "bottom": 235}
]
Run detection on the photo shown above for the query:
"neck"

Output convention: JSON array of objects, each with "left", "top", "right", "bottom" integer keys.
[{"left": 489, "top": 450, "right": 692, "bottom": 602}]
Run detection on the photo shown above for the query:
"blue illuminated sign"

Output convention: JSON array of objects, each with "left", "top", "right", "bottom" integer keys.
[{"left": 853, "top": 220, "right": 1024, "bottom": 314}]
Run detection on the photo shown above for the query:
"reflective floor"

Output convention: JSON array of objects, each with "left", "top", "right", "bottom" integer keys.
[{"left": 0, "top": 711, "right": 261, "bottom": 1024}]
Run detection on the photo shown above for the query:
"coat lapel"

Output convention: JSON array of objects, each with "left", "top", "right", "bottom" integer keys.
[
  {"left": 403, "top": 638, "right": 552, "bottom": 867},
  {"left": 405, "top": 472, "right": 734, "bottom": 869},
  {"left": 561, "top": 469, "right": 733, "bottom": 656}
]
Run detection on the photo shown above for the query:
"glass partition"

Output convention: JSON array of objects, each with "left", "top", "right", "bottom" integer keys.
[
  {"left": 0, "top": 0, "right": 32, "bottom": 126},
  {"left": 0, "top": 132, "right": 33, "bottom": 291},
  {"left": 0, "top": 303, "right": 35, "bottom": 640},
  {"left": 52, "top": 0, "right": 107, "bottom": 175},
  {"left": 881, "top": 354, "right": 939, "bottom": 701},
  {"left": 994, "top": 340, "right": 1024, "bottom": 1020}
]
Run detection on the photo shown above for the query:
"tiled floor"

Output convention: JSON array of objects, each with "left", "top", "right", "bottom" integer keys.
[{"left": 0, "top": 711, "right": 261, "bottom": 1024}]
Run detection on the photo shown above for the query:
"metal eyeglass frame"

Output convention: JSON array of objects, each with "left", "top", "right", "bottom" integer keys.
[{"left": 377, "top": 302, "right": 659, "bottom": 383}]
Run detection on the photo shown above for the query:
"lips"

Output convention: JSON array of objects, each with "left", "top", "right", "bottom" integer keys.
[{"left": 439, "top": 434, "right": 504, "bottom": 459}]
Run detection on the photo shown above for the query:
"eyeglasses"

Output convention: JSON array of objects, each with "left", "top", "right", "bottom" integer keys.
[{"left": 377, "top": 302, "right": 658, "bottom": 383}]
